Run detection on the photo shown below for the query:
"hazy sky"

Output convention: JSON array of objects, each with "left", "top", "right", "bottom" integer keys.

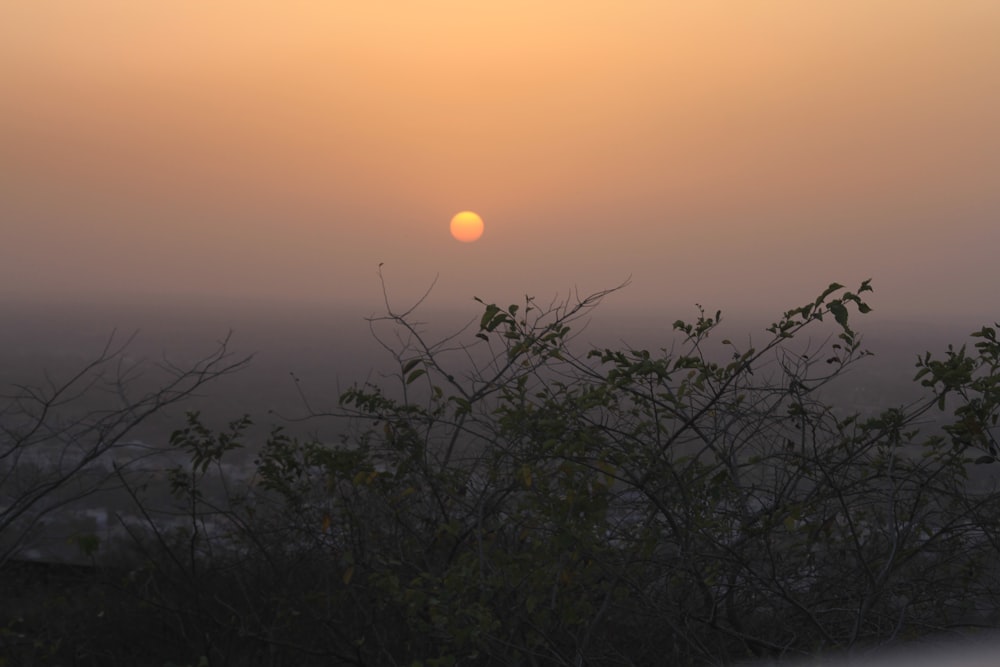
[{"left": 3, "top": 2, "right": 999, "bottom": 322}]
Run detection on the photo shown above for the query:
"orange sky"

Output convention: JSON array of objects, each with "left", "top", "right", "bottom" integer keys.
[{"left": 2, "top": 2, "right": 999, "bottom": 322}]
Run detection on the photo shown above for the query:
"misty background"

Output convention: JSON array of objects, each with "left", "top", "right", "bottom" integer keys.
[
  {"left": 3, "top": 6, "right": 1000, "bottom": 663},
  {"left": 2, "top": 2, "right": 999, "bottom": 322},
  {"left": 2, "top": 1, "right": 998, "bottom": 465}
]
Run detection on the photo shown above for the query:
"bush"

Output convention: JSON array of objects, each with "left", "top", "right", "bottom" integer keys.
[{"left": 10, "top": 280, "right": 1000, "bottom": 666}]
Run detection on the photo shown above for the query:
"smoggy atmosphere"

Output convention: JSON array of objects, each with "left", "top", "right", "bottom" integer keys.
[
  {"left": 3, "top": 2, "right": 999, "bottom": 323},
  {"left": 7, "top": 5, "right": 1000, "bottom": 664}
]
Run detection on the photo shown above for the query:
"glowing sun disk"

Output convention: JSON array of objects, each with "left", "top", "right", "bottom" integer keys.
[{"left": 450, "top": 211, "right": 484, "bottom": 243}]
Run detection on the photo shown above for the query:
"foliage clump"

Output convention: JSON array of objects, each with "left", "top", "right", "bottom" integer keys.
[{"left": 5, "top": 280, "right": 1000, "bottom": 666}]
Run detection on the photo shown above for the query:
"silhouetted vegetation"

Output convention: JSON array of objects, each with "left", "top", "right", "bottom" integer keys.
[{"left": 3, "top": 280, "right": 1000, "bottom": 666}]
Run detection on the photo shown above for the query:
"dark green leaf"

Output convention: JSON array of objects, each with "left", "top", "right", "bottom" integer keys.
[{"left": 829, "top": 300, "right": 849, "bottom": 329}]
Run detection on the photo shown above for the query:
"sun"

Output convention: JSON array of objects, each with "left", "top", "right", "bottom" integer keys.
[{"left": 449, "top": 211, "right": 484, "bottom": 243}]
